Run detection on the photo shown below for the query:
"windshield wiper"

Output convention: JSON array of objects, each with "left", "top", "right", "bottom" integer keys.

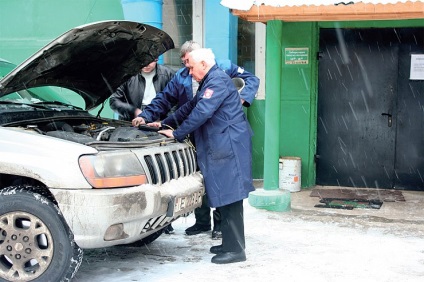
[
  {"left": 0, "top": 100, "right": 51, "bottom": 110},
  {"left": 34, "top": 101, "right": 83, "bottom": 110}
]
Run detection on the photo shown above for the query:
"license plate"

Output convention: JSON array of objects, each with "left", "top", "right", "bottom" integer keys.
[{"left": 174, "top": 190, "right": 203, "bottom": 213}]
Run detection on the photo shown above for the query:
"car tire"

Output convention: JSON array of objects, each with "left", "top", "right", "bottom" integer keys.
[{"left": 0, "top": 186, "right": 83, "bottom": 282}]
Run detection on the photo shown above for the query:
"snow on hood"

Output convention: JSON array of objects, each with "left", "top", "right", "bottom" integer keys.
[{"left": 0, "top": 20, "right": 174, "bottom": 110}]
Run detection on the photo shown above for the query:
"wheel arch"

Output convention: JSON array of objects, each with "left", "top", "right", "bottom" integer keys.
[{"left": 0, "top": 173, "right": 58, "bottom": 205}]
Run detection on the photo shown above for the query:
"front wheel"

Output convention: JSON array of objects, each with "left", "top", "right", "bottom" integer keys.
[{"left": 0, "top": 186, "right": 83, "bottom": 282}]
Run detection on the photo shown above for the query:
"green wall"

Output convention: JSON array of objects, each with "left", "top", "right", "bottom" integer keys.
[
  {"left": 0, "top": 0, "right": 125, "bottom": 117},
  {"left": 0, "top": 0, "right": 124, "bottom": 63},
  {"left": 279, "top": 22, "right": 318, "bottom": 188}
]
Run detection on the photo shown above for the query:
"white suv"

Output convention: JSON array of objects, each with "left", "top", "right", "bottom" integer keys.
[{"left": 0, "top": 21, "right": 204, "bottom": 282}]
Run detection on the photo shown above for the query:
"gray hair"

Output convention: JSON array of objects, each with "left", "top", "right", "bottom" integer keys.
[
  {"left": 189, "top": 48, "right": 216, "bottom": 66},
  {"left": 180, "top": 40, "right": 201, "bottom": 58}
]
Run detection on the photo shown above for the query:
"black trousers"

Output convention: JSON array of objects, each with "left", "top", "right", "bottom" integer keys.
[
  {"left": 195, "top": 194, "right": 221, "bottom": 230},
  {"left": 220, "top": 200, "right": 245, "bottom": 253}
]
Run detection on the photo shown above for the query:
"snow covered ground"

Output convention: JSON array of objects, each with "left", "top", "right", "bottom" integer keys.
[{"left": 73, "top": 199, "right": 424, "bottom": 282}]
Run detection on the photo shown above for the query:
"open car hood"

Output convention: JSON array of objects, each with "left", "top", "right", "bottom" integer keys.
[{"left": 0, "top": 20, "right": 174, "bottom": 110}]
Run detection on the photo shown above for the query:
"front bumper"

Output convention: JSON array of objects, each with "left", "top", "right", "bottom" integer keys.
[{"left": 52, "top": 172, "right": 204, "bottom": 248}]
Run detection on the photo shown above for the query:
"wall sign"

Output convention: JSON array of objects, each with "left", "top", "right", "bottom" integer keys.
[
  {"left": 285, "top": 48, "right": 309, "bottom": 65},
  {"left": 410, "top": 54, "right": 424, "bottom": 80}
]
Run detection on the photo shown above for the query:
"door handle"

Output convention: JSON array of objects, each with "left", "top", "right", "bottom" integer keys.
[{"left": 381, "top": 113, "right": 392, "bottom": 127}]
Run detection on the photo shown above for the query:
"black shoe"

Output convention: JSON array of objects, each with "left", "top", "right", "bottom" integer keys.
[
  {"left": 164, "top": 224, "right": 174, "bottom": 234},
  {"left": 211, "top": 250, "right": 246, "bottom": 264},
  {"left": 212, "top": 230, "right": 222, "bottom": 240},
  {"left": 185, "top": 223, "right": 211, "bottom": 235},
  {"left": 210, "top": 244, "right": 223, "bottom": 254}
]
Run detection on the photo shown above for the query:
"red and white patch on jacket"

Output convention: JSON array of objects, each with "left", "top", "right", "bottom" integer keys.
[{"left": 203, "top": 88, "right": 214, "bottom": 99}]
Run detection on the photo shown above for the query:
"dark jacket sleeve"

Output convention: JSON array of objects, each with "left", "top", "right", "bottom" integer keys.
[
  {"left": 109, "top": 77, "right": 138, "bottom": 121},
  {"left": 217, "top": 59, "right": 260, "bottom": 107},
  {"left": 161, "top": 97, "right": 196, "bottom": 137}
]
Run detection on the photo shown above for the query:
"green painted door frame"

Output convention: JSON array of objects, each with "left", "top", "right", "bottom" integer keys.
[{"left": 262, "top": 21, "right": 318, "bottom": 190}]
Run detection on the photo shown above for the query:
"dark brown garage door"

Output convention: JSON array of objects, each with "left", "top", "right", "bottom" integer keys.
[{"left": 316, "top": 28, "right": 424, "bottom": 191}]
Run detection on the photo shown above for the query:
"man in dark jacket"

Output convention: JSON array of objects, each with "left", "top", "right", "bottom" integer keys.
[
  {"left": 109, "top": 58, "right": 175, "bottom": 121},
  {"left": 157, "top": 48, "right": 254, "bottom": 264},
  {"left": 110, "top": 58, "right": 175, "bottom": 234},
  {"left": 132, "top": 41, "right": 259, "bottom": 240}
]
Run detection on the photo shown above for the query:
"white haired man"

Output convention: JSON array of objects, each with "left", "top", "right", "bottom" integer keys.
[{"left": 157, "top": 48, "right": 254, "bottom": 264}]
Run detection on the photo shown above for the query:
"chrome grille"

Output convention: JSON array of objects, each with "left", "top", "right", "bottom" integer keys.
[
  {"left": 171, "top": 151, "right": 181, "bottom": 178},
  {"left": 179, "top": 149, "right": 188, "bottom": 176},
  {"left": 164, "top": 152, "right": 176, "bottom": 179},
  {"left": 143, "top": 146, "right": 196, "bottom": 185}
]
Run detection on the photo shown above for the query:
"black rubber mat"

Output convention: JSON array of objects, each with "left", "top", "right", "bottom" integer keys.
[
  {"left": 310, "top": 188, "right": 405, "bottom": 202},
  {"left": 314, "top": 198, "right": 384, "bottom": 210}
]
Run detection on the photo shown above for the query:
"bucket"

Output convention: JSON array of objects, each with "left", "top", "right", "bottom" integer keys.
[{"left": 279, "top": 157, "right": 301, "bottom": 192}]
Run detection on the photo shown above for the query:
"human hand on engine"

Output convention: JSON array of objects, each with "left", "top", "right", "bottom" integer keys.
[
  {"left": 158, "top": 129, "right": 174, "bottom": 138},
  {"left": 147, "top": 121, "right": 162, "bottom": 128},
  {"left": 132, "top": 117, "right": 146, "bottom": 127}
]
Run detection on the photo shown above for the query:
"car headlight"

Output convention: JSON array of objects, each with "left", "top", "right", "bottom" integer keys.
[{"left": 79, "top": 151, "right": 147, "bottom": 188}]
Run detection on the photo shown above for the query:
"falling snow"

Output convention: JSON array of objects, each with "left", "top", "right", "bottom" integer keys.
[{"left": 73, "top": 193, "right": 424, "bottom": 282}]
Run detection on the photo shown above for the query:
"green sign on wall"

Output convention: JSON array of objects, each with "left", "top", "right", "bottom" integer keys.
[{"left": 285, "top": 48, "right": 309, "bottom": 65}]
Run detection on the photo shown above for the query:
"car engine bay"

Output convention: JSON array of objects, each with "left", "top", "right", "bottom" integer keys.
[{"left": 1, "top": 114, "right": 167, "bottom": 146}]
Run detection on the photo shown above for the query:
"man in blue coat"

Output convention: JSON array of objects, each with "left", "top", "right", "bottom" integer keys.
[
  {"left": 157, "top": 48, "right": 254, "bottom": 264},
  {"left": 132, "top": 41, "right": 259, "bottom": 240}
]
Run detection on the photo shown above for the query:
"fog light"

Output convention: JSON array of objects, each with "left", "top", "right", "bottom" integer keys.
[{"left": 104, "top": 223, "right": 127, "bottom": 241}]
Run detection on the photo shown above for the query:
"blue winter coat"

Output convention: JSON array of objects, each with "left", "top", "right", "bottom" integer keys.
[
  {"left": 162, "top": 64, "right": 255, "bottom": 208},
  {"left": 140, "top": 59, "right": 259, "bottom": 123}
]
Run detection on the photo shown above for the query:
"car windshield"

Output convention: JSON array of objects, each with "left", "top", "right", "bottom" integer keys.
[
  {"left": 0, "top": 59, "right": 73, "bottom": 106},
  {"left": 0, "top": 87, "right": 74, "bottom": 106}
]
